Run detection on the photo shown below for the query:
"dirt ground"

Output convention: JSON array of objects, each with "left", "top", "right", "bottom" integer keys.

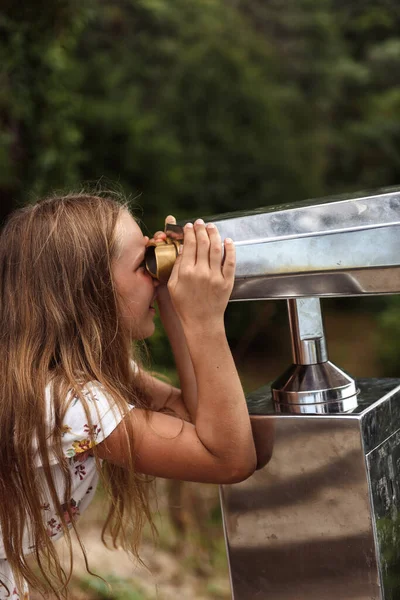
[{"left": 29, "top": 480, "right": 231, "bottom": 600}]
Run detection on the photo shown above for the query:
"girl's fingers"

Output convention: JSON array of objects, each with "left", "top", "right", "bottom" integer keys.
[
  {"left": 152, "top": 231, "right": 166, "bottom": 241},
  {"left": 222, "top": 238, "right": 236, "bottom": 281},
  {"left": 168, "top": 250, "right": 182, "bottom": 286},
  {"left": 165, "top": 215, "right": 177, "bottom": 225},
  {"left": 193, "top": 219, "right": 210, "bottom": 265},
  {"left": 180, "top": 222, "right": 196, "bottom": 267},
  {"left": 206, "top": 223, "right": 222, "bottom": 271}
]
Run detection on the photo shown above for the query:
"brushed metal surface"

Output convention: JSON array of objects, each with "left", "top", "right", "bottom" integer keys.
[
  {"left": 220, "top": 380, "right": 400, "bottom": 600},
  {"left": 272, "top": 297, "right": 358, "bottom": 413},
  {"left": 165, "top": 188, "right": 400, "bottom": 298},
  {"left": 201, "top": 188, "right": 400, "bottom": 298},
  {"left": 287, "top": 298, "right": 327, "bottom": 365},
  {"left": 271, "top": 362, "right": 358, "bottom": 414}
]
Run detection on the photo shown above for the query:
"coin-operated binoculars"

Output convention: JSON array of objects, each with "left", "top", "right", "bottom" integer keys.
[{"left": 146, "top": 188, "right": 400, "bottom": 600}]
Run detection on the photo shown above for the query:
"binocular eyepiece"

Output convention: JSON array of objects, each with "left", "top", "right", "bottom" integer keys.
[{"left": 144, "top": 223, "right": 184, "bottom": 284}]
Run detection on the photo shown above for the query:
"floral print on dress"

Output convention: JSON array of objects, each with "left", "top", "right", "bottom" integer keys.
[
  {"left": 46, "top": 518, "right": 62, "bottom": 538},
  {"left": 64, "top": 423, "right": 101, "bottom": 458},
  {"left": 61, "top": 498, "right": 80, "bottom": 525},
  {"left": 70, "top": 388, "right": 100, "bottom": 407},
  {"left": 46, "top": 498, "right": 80, "bottom": 537},
  {"left": 0, "top": 379, "right": 134, "bottom": 600},
  {"left": 73, "top": 450, "right": 90, "bottom": 463},
  {"left": 66, "top": 438, "right": 94, "bottom": 458},
  {"left": 11, "top": 588, "right": 28, "bottom": 600},
  {"left": 74, "top": 463, "right": 86, "bottom": 480},
  {"left": 83, "top": 423, "right": 101, "bottom": 438},
  {"left": 61, "top": 424, "right": 72, "bottom": 436}
]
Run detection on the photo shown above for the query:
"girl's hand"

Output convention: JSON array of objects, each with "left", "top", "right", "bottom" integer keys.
[
  {"left": 167, "top": 219, "right": 235, "bottom": 329},
  {"left": 150, "top": 214, "right": 176, "bottom": 245},
  {"left": 149, "top": 215, "right": 177, "bottom": 312},
  {"left": 149, "top": 215, "right": 199, "bottom": 421}
]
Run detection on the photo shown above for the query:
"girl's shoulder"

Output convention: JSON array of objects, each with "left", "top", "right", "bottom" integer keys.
[{"left": 42, "top": 376, "right": 135, "bottom": 464}]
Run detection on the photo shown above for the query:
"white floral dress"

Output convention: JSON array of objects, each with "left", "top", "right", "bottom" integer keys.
[{"left": 0, "top": 381, "right": 134, "bottom": 599}]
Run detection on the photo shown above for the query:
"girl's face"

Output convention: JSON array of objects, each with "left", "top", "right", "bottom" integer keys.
[{"left": 112, "top": 211, "right": 158, "bottom": 339}]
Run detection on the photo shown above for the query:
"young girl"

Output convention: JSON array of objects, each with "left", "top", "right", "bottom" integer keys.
[{"left": 0, "top": 193, "right": 256, "bottom": 599}]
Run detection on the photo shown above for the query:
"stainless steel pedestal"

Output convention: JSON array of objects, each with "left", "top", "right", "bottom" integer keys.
[{"left": 220, "top": 379, "right": 400, "bottom": 600}]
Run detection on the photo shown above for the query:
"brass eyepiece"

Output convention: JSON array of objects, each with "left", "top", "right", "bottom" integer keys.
[{"left": 145, "top": 223, "right": 184, "bottom": 283}]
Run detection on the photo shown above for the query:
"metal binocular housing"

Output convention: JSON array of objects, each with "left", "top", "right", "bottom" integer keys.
[
  {"left": 146, "top": 188, "right": 400, "bottom": 298},
  {"left": 148, "top": 187, "right": 400, "bottom": 599}
]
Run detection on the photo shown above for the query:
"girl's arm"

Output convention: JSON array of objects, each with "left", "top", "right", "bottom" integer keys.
[
  {"left": 155, "top": 284, "right": 198, "bottom": 421},
  {"left": 143, "top": 216, "right": 198, "bottom": 422},
  {"left": 134, "top": 215, "right": 198, "bottom": 421},
  {"left": 97, "top": 220, "right": 257, "bottom": 484},
  {"left": 135, "top": 370, "right": 191, "bottom": 422}
]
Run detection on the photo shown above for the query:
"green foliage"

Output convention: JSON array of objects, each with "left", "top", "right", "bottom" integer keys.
[
  {"left": 79, "top": 573, "right": 149, "bottom": 599},
  {"left": 72, "top": 0, "right": 315, "bottom": 234},
  {"left": 376, "top": 514, "right": 400, "bottom": 598},
  {"left": 377, "top": 298, "right": 400, "bottom": 376},
  {"left": 0, "top": 0, "right": 93, "bottom": 217},
  {"left": 3, "top": 0, "right": 400, "bottom": 368},
  {"left": 145, "top": 311, "right": 176, "bottom": 372}
]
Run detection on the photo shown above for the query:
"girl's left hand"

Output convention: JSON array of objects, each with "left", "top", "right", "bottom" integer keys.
[
  {"left": 149, "top": 215, "right": 178, "bottom": 313},
  {"left": 149, "top": 215, "right": 198, "bottom": 422},
  {"left": 150, "top": 214, "right": 176, "bottom": 245}
]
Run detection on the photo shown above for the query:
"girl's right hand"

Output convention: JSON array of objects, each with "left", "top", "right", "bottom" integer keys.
[{"left": 167, "top": 219, "right": 235, "bottom": 329}]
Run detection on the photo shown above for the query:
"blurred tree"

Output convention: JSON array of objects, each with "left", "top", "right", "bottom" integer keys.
[
  {"left": 332, "top": 1, "right": 400, "bottom": 372},
  {"left": 2, "top": 0, "right": 400, "bottom": 369},
  {"left": 6, "top": 0, "right": 400, "bottom": 223},
  {"left": 324, "top": 0, "right": 400, "bottom": 191},
  {"left": 229, "top": 0, "right": 348, "bottom": 194},
  {"left": 231, "top": 0, "right": 400, "bottom": 194},
  {"left": 74, "top": 0, "right": 320, "bottom": 234},
  {"left": 377, "top": 297, "right": 400, "bottom": 376},
  {"left": 0, "top": 0, "right": 93, "bottom": 221},
  {"left": 229, "top": 0, "right": 400, "bottom": 370}
]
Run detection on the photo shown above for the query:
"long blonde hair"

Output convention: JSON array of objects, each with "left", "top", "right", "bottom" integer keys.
[{"left": 0, "top": 194, "right": 153, "bottom": 598}]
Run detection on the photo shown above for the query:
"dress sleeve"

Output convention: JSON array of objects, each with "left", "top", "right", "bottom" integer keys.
[{"left": 61, "top": 381, "right": 134, "bottom": 460}]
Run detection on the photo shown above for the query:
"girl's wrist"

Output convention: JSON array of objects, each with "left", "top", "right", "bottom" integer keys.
[
  {"left": 182, "top": 320, "right": 227, "bottom": 343},
  {"left": 156, "top": 288, "right": 178, "bottom": 318}
]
